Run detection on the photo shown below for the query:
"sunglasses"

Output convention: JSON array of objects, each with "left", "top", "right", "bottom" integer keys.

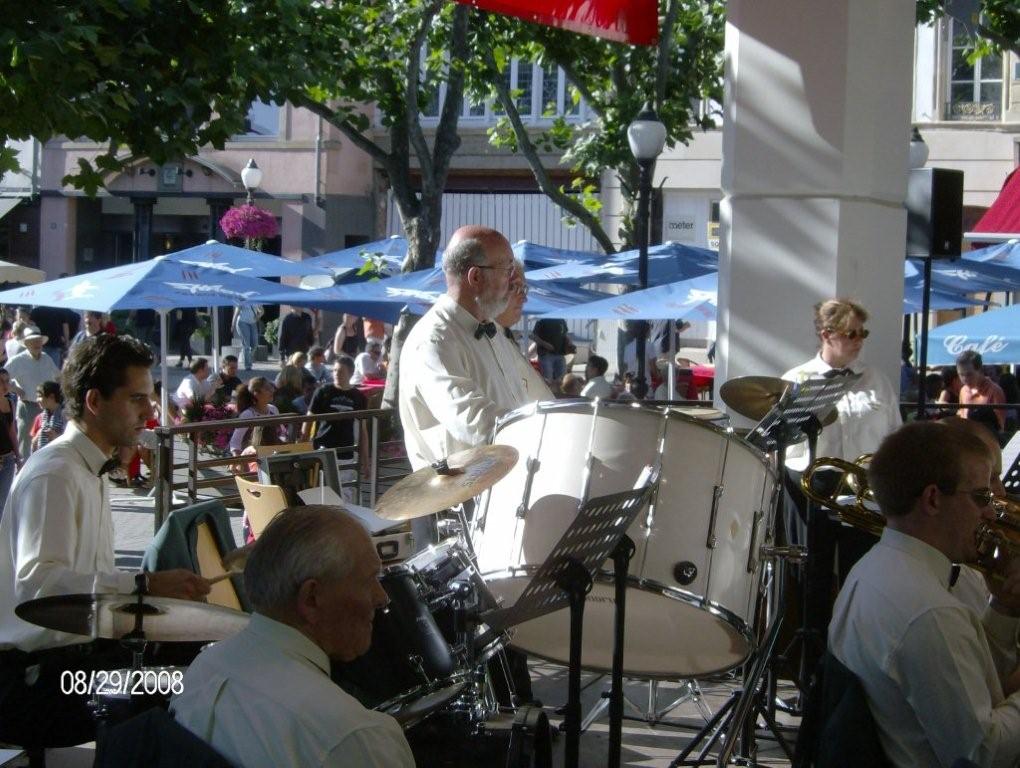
[{"left": 826, "top": 327, "right": 870, "bottom": 340}]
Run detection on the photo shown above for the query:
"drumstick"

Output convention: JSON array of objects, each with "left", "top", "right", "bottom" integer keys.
[{"left": 207, "top": 571, "right": 238, "bottom": 585}]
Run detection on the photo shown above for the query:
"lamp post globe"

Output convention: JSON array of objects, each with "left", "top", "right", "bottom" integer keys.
[
  {"left": 241, "top": 158, "right": 263, "bottom": 204},
  {"left": 627, "top": 103, "right": 666, "bottom": 398}
]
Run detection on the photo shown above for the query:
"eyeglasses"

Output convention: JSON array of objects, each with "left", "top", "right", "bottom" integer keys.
[
  {"left": 476, "top": 263, "right": 515, "bottom": 275},
  {"left": 826, "top": 327, "right": 870, "bottom": 340},
  {"left": 946, "top": 487, "right": 995, "bottom": 508}
]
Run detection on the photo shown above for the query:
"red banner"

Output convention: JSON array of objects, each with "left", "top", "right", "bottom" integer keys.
[{"left": 455, "top": 0, "right": 659, "bottom": 45}]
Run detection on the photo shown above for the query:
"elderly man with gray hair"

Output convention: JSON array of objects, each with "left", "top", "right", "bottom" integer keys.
[
  {"left": 398, "top": 225, "right": 526, "bottom": 471},
  {"left": 171, "top": 506, "right": 413, "bottom": 768}
]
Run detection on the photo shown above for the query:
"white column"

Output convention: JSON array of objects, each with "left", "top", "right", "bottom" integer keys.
[{"left": 716, "top": 0, "right": 915, "bottom": 398}]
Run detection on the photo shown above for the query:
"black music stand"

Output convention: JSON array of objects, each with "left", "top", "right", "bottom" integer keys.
[
  {"left": 1001, "top": 431, "right": 1020, "bottom": 496},
  {"left": 481, "top": 478, "right": 657, "bottom": 768}
]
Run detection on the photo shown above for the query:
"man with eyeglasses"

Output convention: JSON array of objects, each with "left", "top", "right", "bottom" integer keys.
[
  {"left": 781, "top": 298, "right": 901, "bottom": 686},
  {"left": 828, "top": 421, "right": 1020, "bottom": 767},
  {"left": 399, "top": 225, "right": 525, "bottom": 471}
]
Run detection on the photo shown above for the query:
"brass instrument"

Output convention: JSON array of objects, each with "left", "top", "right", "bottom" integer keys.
[{"left": 800, "top": 455, "right": 1020, "bottom": 577}]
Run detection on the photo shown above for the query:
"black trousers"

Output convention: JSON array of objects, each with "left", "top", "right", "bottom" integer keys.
[{"left": 784, "top": 469, "right": 876, "bottom": 684}]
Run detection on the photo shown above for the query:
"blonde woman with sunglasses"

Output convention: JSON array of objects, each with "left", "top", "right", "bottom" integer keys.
[{"left": 780, "top": 298, "right": 902, "bottom": 686}]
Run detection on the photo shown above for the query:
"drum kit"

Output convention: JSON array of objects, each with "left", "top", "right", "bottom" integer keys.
[{"left": 12, "top": 376, "right": 813, "bottom": 767}]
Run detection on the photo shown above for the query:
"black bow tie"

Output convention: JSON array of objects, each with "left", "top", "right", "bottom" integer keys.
[
  {"left": 949, "top": 563, "right": 961, "bottom": 588},
  {"left": 823, "top": 367, "right": 853, "bottom": 379},
  {"left": 98, "top": 457, "right": 120, "bottom": 477},
  {"left": 474, "top": 322, "right": 497, "bottom": 340}
]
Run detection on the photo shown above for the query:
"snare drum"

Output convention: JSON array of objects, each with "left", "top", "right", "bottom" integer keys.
[{"left": 473, "top": 400, "right": 778, "bottom": 678}]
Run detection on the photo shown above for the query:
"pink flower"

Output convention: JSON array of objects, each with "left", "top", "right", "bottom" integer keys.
[{"left": 219, "top": 205, "right": 279, "bottom": 240}]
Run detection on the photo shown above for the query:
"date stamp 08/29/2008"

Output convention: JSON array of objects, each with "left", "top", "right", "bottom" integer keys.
[{"left": 60, "top": 669, "right": 184, "bottom": 697}]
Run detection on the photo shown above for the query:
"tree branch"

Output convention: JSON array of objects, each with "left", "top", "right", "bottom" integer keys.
[
  {"left": 290, "top": 93, "right": 389, "bottom": 165},
  {"left": 486, "top": 50, "right": 615, "bottom": 254},
  {"left": 553, "top": 58, "right": 604, "bottom": 120},
  {"left": 656, "top": 0, "right": 681, "bottom": 108},
  {"left": 431, "top": 3, "right": 469, "bottom": 183},
  {"left": 405, "top": 0, "right": 443, "bottom": 185}
]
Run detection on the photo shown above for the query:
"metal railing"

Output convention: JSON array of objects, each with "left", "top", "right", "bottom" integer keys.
[{"left": 152, "top": 408, "right": 405, "bottom": 532}]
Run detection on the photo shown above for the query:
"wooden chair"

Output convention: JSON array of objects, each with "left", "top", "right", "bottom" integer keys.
[
  {"left": 193, "top": 521, "right": 243, "bottom": 611},
  {"left": 235, "top": 476, "right": 289, "bottom": 539},
  {"left": 254, "top": 441, "right": 314, "bottom": 458}
]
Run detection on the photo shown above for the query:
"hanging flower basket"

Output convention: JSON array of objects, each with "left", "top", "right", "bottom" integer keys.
[{"left": 219, "top": 204, "right": 279, "bottom": 250}]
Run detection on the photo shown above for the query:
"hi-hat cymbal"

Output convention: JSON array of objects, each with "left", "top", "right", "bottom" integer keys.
[
  {"left": 720, "top": 376, "right": 792, "bottom": 421},
  {"left": 15, "top": 593, "right": 250, "bottom": 642},
  {"left": 375, "top": 444, "right": 519, "bottom": 522}
]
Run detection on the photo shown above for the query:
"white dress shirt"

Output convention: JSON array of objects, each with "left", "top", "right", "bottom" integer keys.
[
  {"left": 0, "top": 423, "right": 135, "bottom": 651},
  {"left": 174, "top": 373, "right": 212, "bottom": 408},
  {"left": 829, "top": 528, "right": 1020, "bottom": 768},
  {"left": 399, "top": 295, "right": 539, "bottom": 470},
  {"left": 781, "top": 354, "right": 901, "bottom": 472},
  {"left": 581, "top": 375, "right": 614, "bottom": 399},
  {"left": 171, "top": 613, "right": 414, "bottom": 768},
  {"left": 5, "top": 349, "right": 60, "bottom": 400},
  {"left": 351, "top": 351, "right": 386, "bottom": 386}
]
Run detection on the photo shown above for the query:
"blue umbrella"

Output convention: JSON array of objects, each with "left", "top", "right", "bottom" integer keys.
[
  {"left": 526, "top": 241, "right": 717, "bottom": 286},
  {"left": 0, "top": 257, "right": 313, "bottom": 422},
  {"left": 261, "top": 266, "right": 608, "bottom": 321},
  {"left": 300, "top": 236, "right": 418, "bottom": 275},
  {"left": 539, "top": 273, "right": 719, "bottom": 321},
  {"left": 922, "top": 304, "right": 1020, "bottom": 365},
  {"left": 512, "top": 241, "right": 602, "bottom": 269},
  {"left": 906, "top": 258, "right": 1018, "bottom": 294},
  {"left": 163, "top": 240, "right": 334, "bottom": 278},
  {"left": 902, "top": 285, "right": 991, "bottom": 313},
  {"left": 963, "top": 240, "right": 1020, "bottom": 269}
]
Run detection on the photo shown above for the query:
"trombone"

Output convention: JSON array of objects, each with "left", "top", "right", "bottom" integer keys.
[{"left": 800, "top": 455, "right": 1020, "bottom": 577}]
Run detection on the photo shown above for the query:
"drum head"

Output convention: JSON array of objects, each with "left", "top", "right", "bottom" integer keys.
[{"left": 485, "top": 573, "right": 753, "bottom": 679}]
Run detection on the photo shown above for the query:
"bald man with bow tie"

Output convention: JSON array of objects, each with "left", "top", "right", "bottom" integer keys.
[{"left": 398, "top": 226, "right": 537, "bottom": 471}]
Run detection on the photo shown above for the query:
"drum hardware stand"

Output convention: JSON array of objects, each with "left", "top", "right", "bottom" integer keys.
[
  {"left": 478, "top": 478, "right": 658, "bottom": 768},
  {"left": 579, "top": 676, "right": 714, "bottom": 732},
  {"left": 667, "top": 601, "right": 795, "bottom": 768}
]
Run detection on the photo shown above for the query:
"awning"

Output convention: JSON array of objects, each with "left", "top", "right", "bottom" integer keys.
[
  {"left": 453, "top": 0, "right": 658, "bottom": 44},
  {"left": 0, "top": 198, "right": 21, "bottom": 223},
  {"left": 971, "top": 167, "right": 1020, "bottom": 239}
]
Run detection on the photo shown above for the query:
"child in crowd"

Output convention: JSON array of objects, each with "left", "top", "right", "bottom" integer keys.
[{"left": 30, "top": 380, "right": 65, "bottom": 452}]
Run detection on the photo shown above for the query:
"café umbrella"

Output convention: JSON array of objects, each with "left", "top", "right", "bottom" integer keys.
[{"left": 0, "top": 256, "right": 313, "bottom": 423}]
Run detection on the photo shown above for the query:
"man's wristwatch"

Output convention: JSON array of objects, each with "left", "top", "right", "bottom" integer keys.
[{"left": 134, "top": 572, "right": 150, "bottom": 595}]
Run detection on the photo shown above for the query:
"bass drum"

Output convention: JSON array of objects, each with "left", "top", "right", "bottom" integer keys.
[{"left": 473, "top": 400, "right": 777, "bottom": 679}]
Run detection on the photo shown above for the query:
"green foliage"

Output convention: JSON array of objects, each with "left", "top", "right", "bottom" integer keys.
[
  {"left": 263, "top": 318, "right": 280, "bottom": 347},
  {"left": 475, "top": 0, "right": 725, "bottom": 249},
  {"left": 917, "top": 0, "right": 1020, "bottom": 57}
]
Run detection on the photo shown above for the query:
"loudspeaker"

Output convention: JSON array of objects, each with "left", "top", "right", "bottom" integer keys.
[{"left": 906, "top": 168, "right": 964, "bottom": 258}]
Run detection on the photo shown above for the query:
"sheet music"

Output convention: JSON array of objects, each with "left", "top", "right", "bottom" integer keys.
[
  {"left": 750, "top": 374, "right": 860, "bottom": 449},
  {"left": 296, "top": 486, "right": 398, "bottom": 535}
]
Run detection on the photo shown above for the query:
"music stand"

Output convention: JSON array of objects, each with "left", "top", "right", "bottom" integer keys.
[
  {"left": 481, "top": 477, "right": 658, "bottom": 768},
  {"left": 747, "top": 374, "right": 859, "bottom": 452},
  {"left": 1000, "top": 431, "right": 1020, "bottom": 495}
]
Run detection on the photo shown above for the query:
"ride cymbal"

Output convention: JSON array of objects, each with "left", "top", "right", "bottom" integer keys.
[
  {"left": 719, "top": 376, "right": 792, "bottom": 421},
  {"left": 15, "top": 593, "right": 250, "bottom": 642},
  {"left": 720, "top": 375, "right": 838, "bottom": 427},
  {"left": 375, "top": 444, "right": 519, "bottom": 522}
]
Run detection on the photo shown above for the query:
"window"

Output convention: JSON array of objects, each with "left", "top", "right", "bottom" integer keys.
[
  {"left": 237, "top": 100, "right": 281, "bottom": 138},
  {"left": 946, "top": 20, "right": 1002, "bottom": 121},
  {"left": 419, "top": 59, "right": 587, "bottom": 124}
]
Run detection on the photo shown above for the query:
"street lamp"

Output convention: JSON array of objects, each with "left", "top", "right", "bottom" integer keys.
[
  {"left": 627, "top": 102, "right": 667, "bottom": 398},
  {"left": 241, "top": 158, "right": 263, "bottom": 205}
]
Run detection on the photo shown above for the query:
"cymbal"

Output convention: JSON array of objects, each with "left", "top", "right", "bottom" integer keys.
[
  {"left": 16, "top": 593, "right": 250, "bottom": 642},
  {"left": 222, "top": 542, "right": 254, "bottom": 572},
  {"left": 719, "top": 376, "right": 792, "bottom": 421},
  {"left": 375, "top": 444, "right": 519, "bottom": 522},
  {"left": 719, "top": 375, "right": 838, "bottom": 427}
]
